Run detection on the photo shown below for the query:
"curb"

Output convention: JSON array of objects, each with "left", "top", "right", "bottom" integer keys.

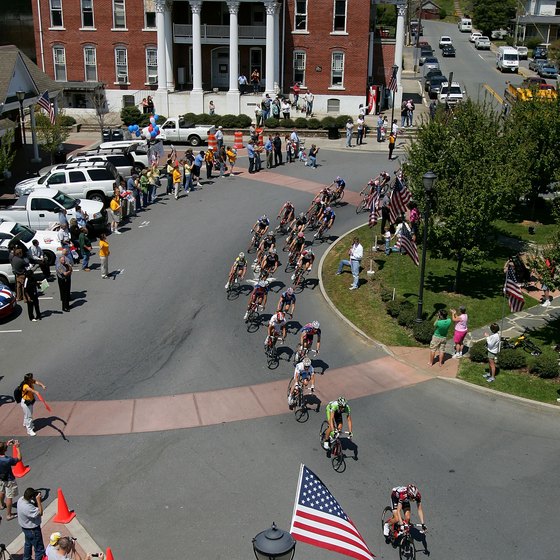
[{"left": 437, "top": 376, "right": 560, "bottom": 412}]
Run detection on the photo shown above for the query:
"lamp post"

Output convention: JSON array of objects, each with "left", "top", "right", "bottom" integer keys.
[
  {"left": 253, "top": 523, "right": 296, "bottom": 560},
  {"left": 389, "top": 64, "right": 398, "bottom": 136},
  {"left": 16, "top": 90, "right": 26, "bottom": 146},
  {"left": 416, "top": 171, "right": 437, "bottom": 323}
]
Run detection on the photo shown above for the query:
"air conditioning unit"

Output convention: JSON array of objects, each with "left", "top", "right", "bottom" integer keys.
[
  {"left": 148, "top": 76, "right": 157, "bottom": 85},
  {"left": 117, "top": 74, "right": 128, "bottom": 84}
]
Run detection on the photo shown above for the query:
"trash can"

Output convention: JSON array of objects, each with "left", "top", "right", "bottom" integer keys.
[
  {"left": 53, "top": 148, "right": 66, "bottom": 164},
  {"left": 327, "top": 127, "right": 340, "bottom": 140},
  {"left": 102, "top": 129, "right": 111, "bottom": 141},
  {"left": 111, "top": 129, "right": 124, "bottom": 141}
]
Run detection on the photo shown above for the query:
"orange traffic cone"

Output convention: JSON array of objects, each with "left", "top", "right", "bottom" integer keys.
[
  {"left": 53, "top": 488, "right": 76, "bottom": 523},
  {"left": 11, "top": 445, "right": 30, "bottom": 478},
  {"left": 105, "top": 547, "right": 115, "bottom": 560}
]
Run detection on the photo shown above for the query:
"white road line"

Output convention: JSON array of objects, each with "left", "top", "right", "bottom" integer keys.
[
  {"left": 38, "top": 297, "right": 53, "bottom": 300},
  {"left": 0, "top": 330, "right": 23, "bottom": 333},
  {"left": 478, "top": 54, "right": 484, "bottom": 60}
]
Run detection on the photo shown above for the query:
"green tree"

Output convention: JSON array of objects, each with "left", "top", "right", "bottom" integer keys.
[
  {"left": 472, "top": 0, "right": 516, "bottom": 37},
  {"left": 35, "top": 112, "right": 71, "bottom": 164},
  {"left": 0, "top": 128, "right": 17, "bottom": 177},
  {"left": 404, "top": 100, "right": 525, "bottom": 292}
]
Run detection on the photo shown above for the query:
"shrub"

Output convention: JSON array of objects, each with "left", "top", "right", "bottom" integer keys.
[
  {"left": 121, "top": 106, "right": 143, "bottom": 126},
  {"left": 526, "top": 38, "right": 541, "bottom": 50},
  {"left": 397, "top": 306, "right": 417, "bottom": 328},
  {"left": 219, "top": 114, "right": 241, "bottom": 128},
  {"left": 294, "top": 117, "right": 308, "bottom": 129},
  {"left": 386, "top": 299, "right": 401, "bottom": 318},
  {"left": 498, "top": 348, "right": 527, "bottom": 370},
  {"left": 380, "top": 287, "right": 394, "bottom": 303},
  {"left": 335, "top": 115, "right": 352, "bottom": 128},
  {"left": 321, "top": 116, "right": 337, "bottom": 129},
  {"left": 58, "top": 115, "right": 77, "bottom": 126},
  {"left": 264, "top": 117, "right": 280, "bottom": 128},
  {"left": 182, "top": 112, "right": 197, "bottom": 123},
  {"left": 413, "top": 320, "right": 433, "bottom": 344},
  {"left": 192, "top": 113, "right": 216, "bottom": 125},
  {"left": 236, "top": 114, "right": 252, "bottom": 128},
  {"left": 469, "top": 340, "right": 487, "bottom": 363},
  {"left": 138, "top": 114, "right": 166, "bottom": 127},
  {"left": 438, "top": 7, "right": 447, "bottom": 19},
  {"left": 307, "top": 118, "right": 322, "bottom": 130},
  {"left": 528, "top": 355, "right": 559, "bottom": 379}
]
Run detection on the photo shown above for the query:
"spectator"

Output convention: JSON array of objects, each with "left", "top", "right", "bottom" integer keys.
[
  {"left": 204, "top": 148, "right": 214, "bottom": 180},
  {"left": 208, "top": 100, "right": 215, "bottom": 115},
  {"left": 172, "top": 162, "right": 182, "bottom": 200},
  {"left": 216, "top": 146, "right": 227, "bottom": 178},
  {"left": 345, "top": 118, "right": 354, "bottom": 147},
  {"left": 183, "top": 158, "right": 193, "bottom": 194},
  {"left": 147, "top": 166, "right": 159, "bottom": 204},
  {"left": 17, "top": 487, "right": 45, "bottom": 560},
  {"left": 292, "top": 82, "right": 301, "bottom": 108},
  {"left": 336, "top": 237, "right": 363, "bottom": 291},
  {"left": 19, "top": 373, "right": 46, "bottom": 437},
  {"left": 57, "top": 223, "right": 71, "bottom": 251},
  {"left": 290, "top": 128, "right": 300, "bottom": 155},
  {"left": 406, "top": 99, "right": 415, "bottom": 126},
  {"left": 281, "top": 99, "right": 290, "bottom": 119},
  {"left": 215, "top": 126, "right": 224, "bottom": 151},
  {"left": 56, "top": 254, "right": 72, "bottom": 312},
  {"left": 98, "top": 233, "right": 110, "bottom": 279},
  {"left": 192, "top": 150, "right": 204, "bottom": 187},
  {"left": 388, "top": 132, "right": 396, "bottom": 160},
  {"left": 74, "top": 205, "right": 88, "bottom": 229},
  {"left": 57, "top": 208, "right": 69, "bottom": 228},
  {"left": 306, "top": 144, "right": 319, "bottom": 169},
  {"left": 147, "top": 96, "right": 154, "bottom": 113},
  {"left": 451, "top": 306, "right": 468, "bottom": 358},
  {"left": 484, "top": 323, "right": 501, "bottom": 382},
  {"left": 356, "top": 115, "right": 365, "bottom": 145},
  {"left": 255, "top": 106, "right": 263, "bottom": 127},
  {"left": 408, "top": 201, "right": 420, "bottom": 241},
  {"left": 247, "top": 140, "right": 256, "bottom": 174},
  {"left": 428, "top": 309, "right": 452, "bottom": 367},
  {"left": 264, "top": 136, "right": 273, "bottom": 168},
  {"left": 358, "top": 104, "right": 366, "bottom": 118},
  {"left": 78, "top": 228, "right": 92, "bottom": 271},
  {"left": 10, "top": 246, "right": 27, "bottom": 301},
  {"left": 226, "top": 146, "right": 237, "bottom": 176},
  {"left": 285, "top": 136, "right": 294, "bottom": 163},
  {"left": 400, "top": 100, "right": 408, "bottom": 127},
  {"left": 261, "top": 94, "right": 271, "bottom": 121},
  {"left": 139, "top": 169, "right": 150, "bottom": 208},
  {"left": 429, "top": 100, "right": 437, "bottom": 120},
  {"left": 0, "top": 439, "right": 21, "bottom": 520},
  {"left": 109, "top": 193, "right": 122, "bottom": 235},
  {"left": 384, "top": 226, "right": 392, "bottom": 255},
  {"left": 28, "top": 240, "right": 51, "bottom": 279},
  {"left": 141, "top": 97, "right": 148, "bottom": 114},
  {"left": 164, "top": 158, "right": 173, "bottom": 195},
  {"left": 392, "top": 119, "right": 399, "bottom": 137},
  {"left": 47, "top": 534, "right": 101, "bottom": 560},
  {"left": 305, "top": 91, "right": 314, "bottom": 116},
  {"left": 238, "top": 73, "right": 248, "bottom": 94},
  {"left": 250, "top": 68, "right": 260, "bottom": 93},
  {"left": 23, "top": 271, "right": 41, "bottom": 322},
  {"left": 377, "top": 114, "right": 384, "bottom": 142},
  {"left": 273, "top": 133, "right": 282, "bottom": 166}
]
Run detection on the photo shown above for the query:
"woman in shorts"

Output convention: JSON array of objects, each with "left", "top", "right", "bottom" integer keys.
[{"left": 451, "top": 306, "right": 468, "bottom": 358}]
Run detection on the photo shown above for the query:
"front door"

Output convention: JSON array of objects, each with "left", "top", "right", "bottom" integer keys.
[{"left": 211, "top": 47, "right": 230, "bottom": 89}]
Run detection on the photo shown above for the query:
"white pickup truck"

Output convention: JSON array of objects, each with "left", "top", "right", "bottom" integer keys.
[
  {"left": 0, "top": 189, "right": 106, "bottom": 232},
  {"left": 158, "top": 118, "right": 211, "bottom": 146}
]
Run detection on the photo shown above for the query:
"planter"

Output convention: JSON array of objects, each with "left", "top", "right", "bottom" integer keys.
[{"left": 327, "top": 127, "right": 340, "bottom": 140}]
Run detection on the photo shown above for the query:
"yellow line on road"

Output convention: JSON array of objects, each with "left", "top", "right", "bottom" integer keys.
[{"left": 483, "top": 83, "right": 503, "bottom": 103}]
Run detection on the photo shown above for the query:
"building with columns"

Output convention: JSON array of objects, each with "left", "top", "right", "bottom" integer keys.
[{"left": 30, "top": 0, "right": 407, "bottom": 117}]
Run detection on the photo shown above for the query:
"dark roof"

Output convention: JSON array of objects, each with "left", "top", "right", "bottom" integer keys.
[{"left": 517, "top": 15, "right": 560, "bottom": 25}]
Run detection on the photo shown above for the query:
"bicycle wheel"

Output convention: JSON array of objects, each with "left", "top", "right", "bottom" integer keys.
[
  {"left": 355, "top": 197, "right": 367, "bottom": 214},
  {"left": 319, "top": 420, "right": 329, "bottom": 444},
  {"left": 295, "top": 407, "right": 309, "bottom": 423},
  {"left": 267, "top": 345, "right": 279, "bottom": 369},
  {"left": 523, "top": 339, "right": 542, "bottom": 356},
  {"left": 331, "top": 440, "right": 346, "bottom": 473},
  {"left": 287, "top": 377, "right": 295, "bottom": 397},
  {"left": 381, "top": 506, "right": 393, "bottom": 532},
  {"left": 399, "top": 536, "right": 416, "bottom": 560}
]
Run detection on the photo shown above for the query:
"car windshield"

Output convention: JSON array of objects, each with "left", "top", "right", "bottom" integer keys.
[
  {"left": 431, "top": 77, "right": 447, "bottom": 85},
  {"left": 504, "top": 54, "right": 518, "bottom": 61},
  {"left": 425, "top": 58, "right": 438, "bottom": 63},
  {"left": 441, "top": 86, "right": 462, "bottom": 95},
  {"left": 52, "top": 191, "right": 77, "bottom": 209},
  {"left": 10, "top": 223, "right": 35, "bottom": 243},
  {"left": 37, "top": 171, "right": 51, "bottom": 185}
]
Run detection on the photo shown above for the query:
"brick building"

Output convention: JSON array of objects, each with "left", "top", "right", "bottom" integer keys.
[{"left": 31, "top": 0, "right": 400, "bottom": 116}]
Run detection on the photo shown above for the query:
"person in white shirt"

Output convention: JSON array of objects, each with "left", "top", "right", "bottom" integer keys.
[
  {"left": 305, "top": 91, "right": 314, "bottom": 116},
  {"left": 238, "top": 74, "right": 248, "bottom": 94},
  {"left": 336, "top": 237, "right": 363, "bottom": 290},
  {"left": 483, "top": 323, "right": 500, "bottom": 382}
]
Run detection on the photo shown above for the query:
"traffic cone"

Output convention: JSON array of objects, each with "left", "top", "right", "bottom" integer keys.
[
  {"left": 11, "top": 446, "right": 30, "bottom": 478},
  {"left": 53, "top": 488, "right": 76, "bottom": 523},
  {"left": 105, "top": 547, "right": 115, "bottom": 560}
]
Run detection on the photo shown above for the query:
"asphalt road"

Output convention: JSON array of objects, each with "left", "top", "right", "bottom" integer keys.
[{"left": 1, "top": 148, "right": 560, "bottom": 559}]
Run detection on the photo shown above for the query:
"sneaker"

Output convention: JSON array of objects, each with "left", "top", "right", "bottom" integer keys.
[
  {"left": 483, "top": 373, "right": 491, "bottom": 378},
  {"left": 114, "top": 230, "right": 122, "bottom": 235},
  {"left": 383, "top": 523, "right": 390, "bottom": 537},
  {"left": 31, "top": 319, "right": 38, "bottom": 322},
  {"left": 322, "top": 441, "right": 329, "bottom": 450},
  {"left": 225, "top": 283, "right": 230, "bottom": 290},
  {"left": 452, "top": 353, "right": 459, "bottom": 359},
  {"left": 336, "top": 271, "right": 342, "bottom": 275},
  {"left": 243, "top": 312, "right": 249, "bottom": 321},
  {"left": 349, "top": 286, "right": 357, "bottom": 290},
  {"left": 486, "top": 377, "right": 495, "bottom": 383},
  {"left": 291, "top": 274, "right": 295, "bottom": 280},
  {"left": 27, "top": 429, "right": 36, "bottom": 437}
]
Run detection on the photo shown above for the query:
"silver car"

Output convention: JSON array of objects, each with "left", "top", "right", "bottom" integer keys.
[{"left": 423, "top": 57, "right": 440, "bottom": 73}]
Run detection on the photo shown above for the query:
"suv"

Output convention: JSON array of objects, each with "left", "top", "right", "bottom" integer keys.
[
  {"left": 438, "top": 82, "right": 465, "bottom": 106},
  {"left": 475, "top": 36, "right": 491, "bottom": 50},
  {"left": 419, "top": 46, "right": 434, "bottom": 65},
  {"left": 14, "top": 161, "right": 119, "bottom": 203},
  {"left": 439, "top": 36, "right": 452, "bottom": 48},
  {"left": 97, "top": 141, "right": 150, "bottom": 169},
  {"left": 533, "top": 45, "right": 548, "bottom": 60},
  {"left": 67, "top": 152, "right": 137, "bottom": 178}
]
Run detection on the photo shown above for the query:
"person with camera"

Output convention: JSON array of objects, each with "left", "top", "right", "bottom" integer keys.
[
  {"left": 0, "top": 439, "right": 21, "bottom": 520},
  {"left": 46, "top": 532, "right": 104, "bottom": 560},
  {"left": 17, "top": 487, "right": 45, "bottom": 560}
]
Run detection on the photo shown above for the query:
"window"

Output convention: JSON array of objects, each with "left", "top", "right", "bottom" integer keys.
[
  {"left": 250, "top": 48, "right": 262, "bottom": 78},
  {"left": 333, "top": 0, "right": 346, "bottom": 32},
  {"left": 84, "top": 47, "right": 97, "bottom": 81},
  {"left": 327, "top": 98, "right": 341, "bottom": 113},
  {"left": 89, "top": 169, "right": 114, "bottom": 181},
  {"left": 53, "top": 46, "right": 67, "bottom": 81},
  {"left": 293, "top": 51, "right": 306, "bottom": 84},
  {"left": 146, "top": 47, "right": 158, "bottom": 83},
  {"left": 294, "top": 0, "right": 307, "bottom": 31},
  {"left": 47, "top": 172, "right": 66, "bottom": 185},
  {"left": 144, "top": 0, "right": 156, "bottom": 28},
  {"left": 113, "top": 0, "right": 126, "bottom": 29},
  {"left": 50, "top": 0, "right": 63, "bottom": 27},
  {"left": 115, "top": 47, "right": 128, "bottom": 82},
  {"left": 331, "top": 51, "right": 344, "bottom": 86},
  {"left": 81, "top": 0, "right": 94, "bottom": 27},
  {"left": 69, "top": 171, "right": 87, "bottom": 183},
  {"left": 556, "top": 1, "right": 560, "bottom": 15}
]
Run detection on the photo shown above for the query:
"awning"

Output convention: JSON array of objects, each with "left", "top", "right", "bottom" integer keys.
[
  {"left": 515, "top": 15, "right": 560, "bottom": 25},
  {"left": 61, "top": 81, "right": 104, "bottom": 91}
]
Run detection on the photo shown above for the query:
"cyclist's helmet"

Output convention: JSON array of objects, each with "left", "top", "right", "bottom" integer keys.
[
  {"left": 270, "top": 248, "right": 277, "bottom": 254},
  {"left": 307, "top": 248, "right": 314, "bottom": 255},
  {"left": 302, "top": 357, "right": 312, "bottom": 367},
  {"left": 407, "top": 484, "right": 419, "bottom": 499},
  {"left": 382, "top": 171, "right": 390, "bottom": 179},
  {"left": 286, "top": 287, "right": 294, "bottom": 295},
  {"left": 297, "top": 232, "right": 305, "bottom": 238},
  {"left": 312, "top": 321, "right": 320, "bottom": 329},
  {"left": 238, "top": 252, "right": 245, "bottom": 259},
  {"left": 326, "top": 206, "right": 332, "bottom": 213},
  {"left": 337, "top": 396, "right": 347, "bottom": 408},
  {"left": 260, "top": 215, "right": 269, "bottom": 224},
  {"left": 276, "top": 312, "right": 285, "bottom": 322},
  {"left": 286, "top": 201, "right": 292, "bottom": 206},
  {"left": 336, "top": 176, "right": 341, "bottom": 182},
  {"left": 266, "top": 232, "right": 274, "bottom": 238}
]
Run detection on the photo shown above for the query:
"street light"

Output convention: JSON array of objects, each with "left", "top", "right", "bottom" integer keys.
[
  {"left": 15, "top": 90, "right": 26, "bottom": 146},
  {"left": 253, "top": 523, "right": 296, "bottom": 560},
  {"left": 416, "top": 171, "right": 437, "bottom": 323}
]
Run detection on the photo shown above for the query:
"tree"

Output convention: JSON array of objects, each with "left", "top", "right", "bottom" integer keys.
[
  {"left": 87, "top": 84, "right": 109, "bottom": 140},
  {"left": 0, "top": 128, "right": 17, "bottom": 178},
  {"left": 403, "top": 100, "right": 526, "bottom": 292},
  {"left": 472, "top": 0, "right": 516, "bottom": 37},
  {"left": 35, "top": 112, "right": 71, "bottom": 164}
]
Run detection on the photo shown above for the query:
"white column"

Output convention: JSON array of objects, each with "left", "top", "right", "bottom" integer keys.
[
  {"left": 156, "top": 0, "right": 168, "bottom": 92},
  {"left": 164, "top": 1, "right": 174, "bottom": 90},
  {"left": 29, "top": 105, "right": 41, "bottom": 163},
  {"left": 264, "top": 1, "right": 277, "bottom": 95},
  {"left": 274, "top": 7, "right": 280, "bottom": 89},
  {"left": 393, "top": 2, "right": 406, "bottom": 110},
  {"left": 190, "top": 0, "right": 203, "bottom": 93},
  {"left": 226, "top": 1, "right": 240, "bottom": 114}
]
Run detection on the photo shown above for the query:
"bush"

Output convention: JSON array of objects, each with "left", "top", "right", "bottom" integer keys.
[
  {"left": 182, "top": 112, "right": 197, "bottom": 124},
  {"left": 526, "top": 38, "right": 542, "bottom": 50},
  {"left": 307, "top": 118, "right": 322, "bottom": 130},
  {"left": 235, "top": 114, "right": 252, "bottom": 128},
  {"left": 335, "top": 115, "right": 352, "bottom": 128},
  {"left": 264, "top": 117, "right": 280, "bottom": 128},
  {"left": 438, "top": 7, "right": 447, "bottom": 19},
  {"left": 413, "top": 320, "right": 433, "bottom": 344},
  {"left": 397, "top": 306, "right": 417, "bottom": 328},
  {"left": 469, "top": 340, "right": 487, "bottom": 363},
  {"left": 281, "top": 118, "right": 295, "bottom": 129},
  {"left": 498, "top": 348, "right": 527, "bottom": 370},
  {"left": 380, "top": 287, "right": 394, "bottom": 303},
  {"left": 138, "top": 114, "right": 166, "bottom": 128},
  {"left": 386, "top": 299, "right": 401, "bottom": 318},
  {"left": 528, "top": 355, "right": 559, "bottom": 379},
  {"left": 321, "top": 116, "right": 337, "bottom": 129},
  {"left": 294, "top": 117, "right": 308, "bottom": 129},
  {"left": 58, "top": 115, "right": 77, "bottom": 126},
  {"left": 219, "top": 114, "right": 242, "bottom": 128},
  {"left": 121, "top": 106, "right": 143, "bottom": 126}
]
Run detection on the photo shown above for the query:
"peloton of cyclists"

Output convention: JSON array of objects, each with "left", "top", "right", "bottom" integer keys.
[
  {"left": 384, "top": 485, "right": 425, "bottom": 538},
  {"left": 226, "top": 252, "right": 247, "bottom": 289},
  {"left": 277, "top": 287, "right": 296, "bottom": 317},
  {"left": 265, "top": 311, "right": 287, "bottom": 348},
  {"left": 288, "top": 357, "right": 315, "bottom": 409},
  {"left": 244, "top": 280, "right": 268, "bottom": 321},
  {"left": 323, "top": 396, "right": 353, "bottom": 449}
]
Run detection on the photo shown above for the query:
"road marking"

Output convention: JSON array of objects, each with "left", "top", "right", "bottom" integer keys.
[
  {"left": 478, "top": 54, "right": 484, "bottom": 60},
  {"left": 483, "top": 83, "right": 503, "bottom": 103},
  {"left": 38, "top": 297, "right": 53, "bottom": 300},
  {"left": 0, "top": 330, "right": 22, "bottom": 333},
  {"left": 138, "top": 221, "right": 150, "bottom": 228}
]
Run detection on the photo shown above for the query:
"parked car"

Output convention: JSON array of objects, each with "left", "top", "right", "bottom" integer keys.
[
  {"left": 419, "top": 47, "right": 434, "bottom": 65},
  {"left": 67, "top": 152, "right": 138, "bottom": 179},
  {"left": 439, "top": 36, "right": 452, "bottom": 48},
  {"left": 424, "top": 73, "right": 446, "bottom": 91},
  {"left": 438, "top": 81, "right": 465, "bottom": 106},
  {"left": 475, "top": 36, "right": 491, "bottom": 50},
  {"left": 424, "top": 68, "right": 443, "bottom": 81},
  {"left": 469, "top": 32, "right": 482, "bottom": 43},
  {"left": 417, "top": 41, "right": 431, "bottom": 48},
  {"left": 427, "top": 76, "right": 449, "bottom": 99},
  {"left": 533, "top": 45, "right": 548, "bottom": 60},
  {"left": 158, "top": 118, "right": 211, "bottom": 145},
  {"left": 529, "top": 59, "right": 546, "bottom": 72},
  {"left": 0, "top": 220, "right": 60, "bottom": 265},
  {"left": 521, "top": 76, "right": 550, "bottom": 88},
  {"left": 538, "top": 62, "right": 558, "bottom": 78},
  {"left": 0, "top": 284, "right": 16, "bottom": 319},
  {"left": 441, "top": 44, "right": 456, "bottom": 57},
  {"left": 515, "top": 46, "right": 528, "bottom": 60},
  {"left": 422, "top": 57, "right": 440, "bottom": 73}
]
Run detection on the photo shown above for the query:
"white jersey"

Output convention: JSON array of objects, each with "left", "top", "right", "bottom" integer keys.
[
  {"left": 269, "top": 316, "right": 286, "bottom": 332},
  {"left": 294, "top": 362, "right": 314, "bottom": 380}
]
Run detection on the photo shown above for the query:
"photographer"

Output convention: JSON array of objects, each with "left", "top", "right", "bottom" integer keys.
[
  {"left": 17, "top": 487, "right": 45, "bottom": 560},
  {"left": 0, "top": 439, "right": 21, "bottom": 520},
  {"left": 46, "top": 532, "right": 104, "bottom": 560}
]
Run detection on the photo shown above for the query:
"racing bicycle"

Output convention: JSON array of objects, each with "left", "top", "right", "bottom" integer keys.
[
  {"left": 501, "top": 333, "right": 542, "bottom": 356},
  {"left": 292, "top": 265, "right": 309, "bottom": 292},
  {"left": 293, "top": 345, "right": 316, "bottom": 365},
  {"left": 319, "top": 422, "right": 348, "bottom": 473},
  {"left": 247, "top": 230, "right": 263, "bottom": 253},
  {"left": 356, "top": 192, "right": 374, "bottom": 214},
  {"left": 265, "top": 335, "right": 283, "bottom": 368},
  {"left": 381, "top": 507, "right": 426, "bottom": 560},
  {"left": 287, "top": 379, "right": 310, "bottom": 422}
]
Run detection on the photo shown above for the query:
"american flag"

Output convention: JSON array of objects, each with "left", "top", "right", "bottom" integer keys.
[
  {"left": 388, "top": 66, "right": 398, "bottom": 93},
  {"left": 388, "top": 179, "right": 412, "bottom": 225},
  {"left": 394, "top": 224, "right": 419, "bottom": 266},
  {"left": 368, "top": 190, "right": 381, "bottom": 228},
  {"left": 290, "top": 464, "right": 375, "bottom": 560},
  {"left": 37, "top": 91, "right": 55, "bottom": 124},
  {"left": 504, "top": 265, "right": 525, "bottom": 312}
]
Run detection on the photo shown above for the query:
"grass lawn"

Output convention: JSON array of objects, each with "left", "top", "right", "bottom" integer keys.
[{"left": 322, "top": 224, "right": 539, "bottom": 347}]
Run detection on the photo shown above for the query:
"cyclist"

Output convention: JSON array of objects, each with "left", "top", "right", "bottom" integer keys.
[
  {"left": 265, "top": 311, "right": 287, "bottom": 348},
  {"left": 322, "top": 396, "right": 352, "bottom": 449},
  {"left": 315, "top": 206, "right": 335, "bottom": 238},
  {"left": 331, "top": 176, "right": 346, "bottom": 197},
  {"left": 251, "top": 215, "right": 270, "bottom": 243},
  {"left": 244, "top": 280, "right": 268, "bottom": 321},
  {"left": 289, "top": 212, "right": 307, "bottom": 236},
  {"left": 277, "top": 287, "right": 296, "bottom": 317},
  {"left": 260, "top": 247, "right": 280, "bottom": 277},
  {"left": 288, "top": 232, "right": 306, "bottom": 264},
  {"left": 298, "top": 320, "right": 321, "bottom": 356},
  {"left": 225, "top": 252, "right": 247, "bottom": 289},
  {"left": 384, "top": 485, "right": 425, "bottom": 538},
  {"left": 256, "top": 232, "right": 276, "bottom": 264},
  {"left": 277, "top": 201, "right": 295, "bottom": 227},
  {"left": 288, "top": 357, "right": 315, "bottom": 409},
  {"left": 294, "top": 248, "right": 315, "bottom": 279}
]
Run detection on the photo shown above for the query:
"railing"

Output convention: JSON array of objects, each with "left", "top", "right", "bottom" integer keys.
[{"left": 173, "top": 23, "right": 266, "bottom": 40}]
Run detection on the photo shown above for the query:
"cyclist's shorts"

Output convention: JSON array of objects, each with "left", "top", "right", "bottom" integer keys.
[
  {"left": 391, "top": 497, "right": 411, "bottom": 511},
  {"left": 326, "top": 409, "right": 343, "bottom": 425}
]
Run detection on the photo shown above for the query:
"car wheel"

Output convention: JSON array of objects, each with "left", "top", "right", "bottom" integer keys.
[
  {"left": 189, "top": 135, "right": 202, "bottom": 147},
  {"left": 133, "top": 164, "right": 144, "bottom": 174},
  {"left": 87, "top": 192, "right": 106, "bottom": 204},
  {"left": 44, "top": 251, "right": 56, "bottom": 266},
  {"left": 0, "top": 275, "right": 11, "bottom": 286}
]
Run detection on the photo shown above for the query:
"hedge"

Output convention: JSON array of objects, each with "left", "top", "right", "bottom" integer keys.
[
  {"left": 469, "top": 340, "right": 487, "bottom": 362},
  {"left": 528, "top": 355, "right": 559, "bottom": 379},
  {"left": 413, "top": 320, "right": 434, "bottom": 344},
  {"left": 498, "top": 348, "right": 527, "bottom": 370}
]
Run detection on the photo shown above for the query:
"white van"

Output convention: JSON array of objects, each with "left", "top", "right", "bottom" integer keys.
[
  {"left": 458, "top": 18, "right": 472, "bottom": 32},
  {"left": 496, "top": 46, "right": 519, "bottom": 73}
]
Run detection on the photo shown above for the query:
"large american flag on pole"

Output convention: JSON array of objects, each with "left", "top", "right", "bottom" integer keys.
[
  {"left": 388, "top": 179, "right": 412, "bottom": 225},
  {"left": 394, "top": 224, "right": 419, "bottom": 266},
  {"left": 37, "top": 91, "right": 55, "bottom": 124},
  {"left": 387, "top": 66, "right": 398, "bottom": 93},
  {"left": 504, "top": 265, "right": 525, "bottom": 312},
  {"left": 368, "top": 190, "right": 381, "bottom": 228},
  {"left": 290, "top": 464, "right": 375, "bottom": 560}
]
